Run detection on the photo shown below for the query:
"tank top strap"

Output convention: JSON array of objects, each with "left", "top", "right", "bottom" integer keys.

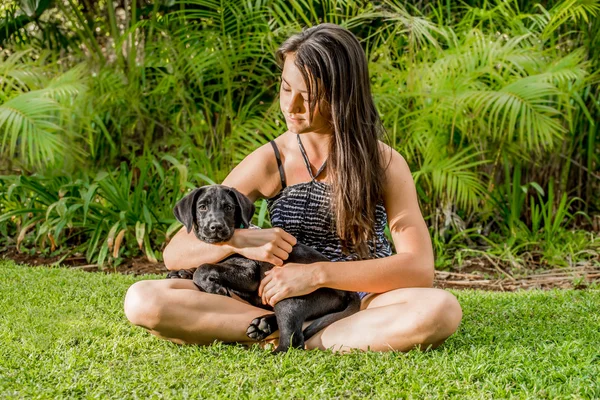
[
  {"left": 270, "top": 140, "right": 287, "bottom": 190},
  {"left": 296, "top": 134, "right": 327, "bottom": 180}
]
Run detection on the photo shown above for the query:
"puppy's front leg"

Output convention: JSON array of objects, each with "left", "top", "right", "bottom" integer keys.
[
  {"left": 192, "top": 264, "right": 231, "bottom": 297},
  {"left": 272, "top": 299, "right": 305, "bottom": 353},
  {"left": 192, "top": 262, "right": 261, "bottom": 303}
]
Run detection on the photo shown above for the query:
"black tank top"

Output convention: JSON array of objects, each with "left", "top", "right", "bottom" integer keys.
[{"left": 266, "top": 134, "right": 393, "bottom": 263}]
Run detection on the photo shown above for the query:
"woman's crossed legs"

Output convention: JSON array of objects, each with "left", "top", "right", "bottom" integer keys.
[{"left": 123, "top": 279, "right": 462, "bottom": 352}]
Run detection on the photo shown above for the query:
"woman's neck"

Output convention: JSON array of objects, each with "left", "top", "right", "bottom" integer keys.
[{"left": 295, "top": 131, "right": 332, "bottom": 159}]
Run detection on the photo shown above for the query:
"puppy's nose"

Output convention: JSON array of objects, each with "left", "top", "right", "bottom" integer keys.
[{"left": 209, "top": 222, "right": 224, "bottom": 232}]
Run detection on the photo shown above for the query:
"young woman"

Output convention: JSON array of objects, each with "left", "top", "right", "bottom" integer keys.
[{"left": 124, "top": 24, "right": 462, "bottom": 353}]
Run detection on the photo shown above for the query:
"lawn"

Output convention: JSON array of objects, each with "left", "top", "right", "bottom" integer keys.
[{"left": 1, "top": 260, "right": 599, "bottom": 399}]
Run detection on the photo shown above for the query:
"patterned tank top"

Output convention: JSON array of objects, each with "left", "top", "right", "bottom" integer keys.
[{"left": 266, "top": 134, "right": 393, "bottom": 268}]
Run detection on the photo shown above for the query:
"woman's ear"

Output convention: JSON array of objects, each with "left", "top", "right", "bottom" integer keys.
[
  {"left": 317, "top": 96, "right": 333, "bottom": 127},
  {"left": 319, "top": 97, "right": 331, "bottom": 117}
]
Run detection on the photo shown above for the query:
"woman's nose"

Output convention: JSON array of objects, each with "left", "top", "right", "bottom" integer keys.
[{"left": 285, "top": 93, "right": 304, "bottom": 114}]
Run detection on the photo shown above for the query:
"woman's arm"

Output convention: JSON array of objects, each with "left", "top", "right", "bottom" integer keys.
[
  {"left": 163, "top": 228, "right": 235, "bottom": 270},
  {"left": 163, "top": 143, "right": 297, "bottom": 271},
  {"left": 259, "top": 146, "right": 434, "bottom": 306},
  {"left": 314, "top": 147, "right": 434, "bottom": 291},
  {"left": 163, "top": 227, "right": 297, "bottom": 270}
]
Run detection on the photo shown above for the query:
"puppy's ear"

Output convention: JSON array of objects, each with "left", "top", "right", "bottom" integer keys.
[
  {"left": 228, "top": 187, "right": 255, "bottom": 229},
  {"left": 173, "top": 187, "right": 205, "bottom": 233}
]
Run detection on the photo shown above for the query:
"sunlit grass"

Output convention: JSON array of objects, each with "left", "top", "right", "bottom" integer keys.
[{"left": 1, "top": 260, "right": 599, "bottom": 398}]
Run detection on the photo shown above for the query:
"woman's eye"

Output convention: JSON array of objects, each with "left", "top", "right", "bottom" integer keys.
[{"left": 281, "top": 85, "right": 307, "bottom": 102}]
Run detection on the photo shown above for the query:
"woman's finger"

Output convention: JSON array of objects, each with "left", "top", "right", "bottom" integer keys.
[
  {"left": 268, "top": 290, "right": 286, "bottom": 307},
  {"left": 262, "top": 285, "right": 277, "bottom": 305},
  {"left": 271, "top": 247, "right": 289, "bottom": 263},
  {"left": 261, "top": 280, "right": 278, "bottom": 304},
  {"left": 268, "top": 255, "right": 284, "bottom": 267},
  {"left": 276, "top": 239, "right": 294, "bottom": 255},
  {"left": 258, "top": 273, "right": 273, "bottom": 297},
  {"left": 277, "top": 229, "right": 297, "bottom": 247}
]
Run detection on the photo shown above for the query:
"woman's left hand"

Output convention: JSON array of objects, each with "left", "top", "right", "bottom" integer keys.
[{"left": 258, "top": 263, "right": 321, "bottom": 307}]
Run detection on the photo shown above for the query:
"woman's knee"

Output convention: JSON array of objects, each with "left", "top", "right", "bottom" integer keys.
[
  {"left": 417, "top": 290, "right": 462, "bottom": 346},
  {"left": 124, "top": 280, "right": 165, "bottom": 329},
  {"left": 383, "top": 289, "right": 461, "bottom": 350}
]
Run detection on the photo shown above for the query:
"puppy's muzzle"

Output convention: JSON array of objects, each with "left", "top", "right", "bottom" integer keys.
[
  {"left": 198, "top": 222, "right": 233, "bottom": 243},
  {"left": 209, "top": 221, "right": 225, "bottom": 233}
]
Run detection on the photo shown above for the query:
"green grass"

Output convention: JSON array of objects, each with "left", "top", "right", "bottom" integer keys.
[{"left": 1, "top": 260, "right": 599, "bottom": 399}]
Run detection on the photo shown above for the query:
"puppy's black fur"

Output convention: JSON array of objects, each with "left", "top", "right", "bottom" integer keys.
[{"left": 168, "top": 184, "right": 361, "bottom": 353}]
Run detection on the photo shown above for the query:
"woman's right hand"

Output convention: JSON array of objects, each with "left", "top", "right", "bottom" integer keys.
[{"left": 227, "top": 228, "right": 297, "bottom": 266}]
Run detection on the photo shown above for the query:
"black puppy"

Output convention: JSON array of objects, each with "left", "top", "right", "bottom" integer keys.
[{"left": 168, "top": 184, "right": 360, "bottom": 353}]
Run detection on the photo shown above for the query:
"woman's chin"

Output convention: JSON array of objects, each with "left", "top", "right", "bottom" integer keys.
[
  {"left": 286, "top": 125, "right": 308, "bottom": 134},
  {"left": 285, "top": 124, "right": 299, "bottom": 132}
]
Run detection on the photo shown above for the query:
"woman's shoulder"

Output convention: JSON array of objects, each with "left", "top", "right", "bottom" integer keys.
[
  {"left": 222, "top": 133, "right": 291, "bottom": 201},
  {"left": 246, "top": 131, "right": 295, "bottom": 160},
  {"left": 377, "top": 141, "right": 406, "bottom": 171},
  {"left": 271, "top": 131, "right": 296, "bottom": 154},
  {"left": 375, "top": 141, "right": 414, "bottom": 198}
]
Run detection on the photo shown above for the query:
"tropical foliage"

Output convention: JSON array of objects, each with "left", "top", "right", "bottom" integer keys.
[{"left": 0, "top": 0, "right": 598, "bottom": 269}]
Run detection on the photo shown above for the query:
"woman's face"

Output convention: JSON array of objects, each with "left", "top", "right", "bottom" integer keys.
[{"left": 279, "top": 53, "right": 332, "bottom": 135}]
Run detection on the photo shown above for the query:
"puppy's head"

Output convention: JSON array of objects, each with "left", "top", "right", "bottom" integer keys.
[{"left": 173, "top": 185, "right": 255, "bottom": 243}]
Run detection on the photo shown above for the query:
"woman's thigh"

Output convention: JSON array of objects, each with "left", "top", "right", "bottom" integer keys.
[
  {"left": 124, "top": 278, "right": 274, "bottom": 345},
  {"left": 305, "top": 287, "right": 462, "bottom": 352},
  {"left": 360, "top": 287, "right": 460, "bottom": 311}
]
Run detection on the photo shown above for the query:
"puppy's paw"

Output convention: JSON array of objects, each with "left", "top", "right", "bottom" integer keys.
[
  {"left": 271, "top": 347, "right": 291, "bottom": 355},
  {"left": 165, "top": 271, "right": 179, "bottom": 279},
  {"left": 165, "top": 269, "right": 195, "bottom": 279},
  {"left": 193, "top": 281, "right": 230, "bottom": 297},
  {"left": 246, "top": 314, "right": 278, "bottom": 341},
  {"left": 193, "top": 271, "right": 230, "bottom": 296},
  {"left": 211, "top": 285, "right": 230, "bottom": 297}
]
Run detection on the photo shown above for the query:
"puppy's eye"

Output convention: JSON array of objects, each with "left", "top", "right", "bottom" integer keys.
[
  {"left": 224, "top": 204, "right": 234, "bottom": 211},
  {"left": 198, "top": 205, "right": 208, "bottom": 212}
]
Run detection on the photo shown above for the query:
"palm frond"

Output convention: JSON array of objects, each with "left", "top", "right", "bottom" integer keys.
[
  {"left": 464, "top": 76, "right": 565, "bottom": 152},
  {"left": 0, "top": 92, "right": 66, "bottom": 168},
  {"left": 414, "top": 144, "right": 489, "bottom": 211},
  {"left": 42, "top": 64, "right": 88, "bottom": 102},
  {"left": 542, "top": 0, "right": 600, "bottom": 38}
]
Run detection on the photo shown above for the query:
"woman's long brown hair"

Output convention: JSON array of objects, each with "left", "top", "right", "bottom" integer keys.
[{"left": 276, "top": 23, "right": 389, "bottom": 259}]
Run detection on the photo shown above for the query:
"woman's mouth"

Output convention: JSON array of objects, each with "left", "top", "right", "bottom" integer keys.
[{"left": 286, "top": 115, "right": 303, "bottom": 122}]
